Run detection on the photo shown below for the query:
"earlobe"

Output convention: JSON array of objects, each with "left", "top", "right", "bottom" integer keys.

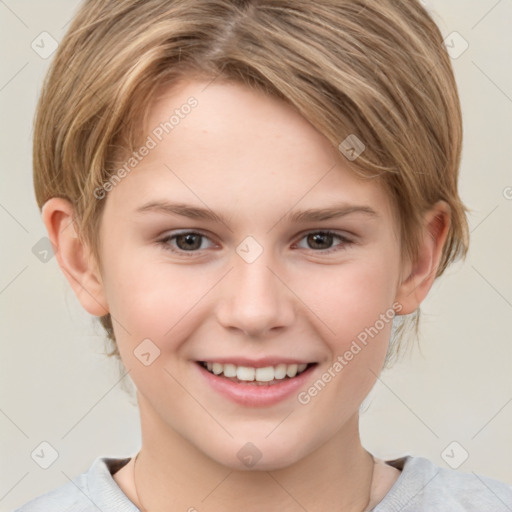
[
  {"left": 395, "top": 201, "right": 451, "bottom": 315},
  {"left": 41, "top": 197, "right": 109, "bottom": 317}
]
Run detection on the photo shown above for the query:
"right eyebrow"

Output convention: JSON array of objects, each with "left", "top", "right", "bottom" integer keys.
[{"left": 135, "top": 201, "right": 229, "bottom": 224}]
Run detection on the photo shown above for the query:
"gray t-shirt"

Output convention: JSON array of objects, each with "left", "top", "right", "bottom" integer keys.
[{"left": 14, "top": 455, "right": 512, "bottom": 511}]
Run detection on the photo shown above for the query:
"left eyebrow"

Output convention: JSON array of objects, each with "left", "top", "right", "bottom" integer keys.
[
  {"left": 134, "top": 200, "right": 379, "bottom": 225},
  {"left": 284, "top": 205, "right": 379, "bottom": 223}
]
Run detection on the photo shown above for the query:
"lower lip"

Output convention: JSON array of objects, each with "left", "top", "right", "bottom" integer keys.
[{"left": 195, "top": 363, "right": 316, "bottom": 407}]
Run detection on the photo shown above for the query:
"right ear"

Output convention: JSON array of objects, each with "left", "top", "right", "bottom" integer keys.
[{"left": 41, "top": 197, "right": 109, "bottom": 317}]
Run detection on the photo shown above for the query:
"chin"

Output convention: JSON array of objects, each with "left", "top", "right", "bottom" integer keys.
[{"left": 205, "top": 438, "right": 309, "bottom": 472}]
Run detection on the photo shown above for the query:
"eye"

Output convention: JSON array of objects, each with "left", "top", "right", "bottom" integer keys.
[
  {"left": 294, "top": 230, "right": 353, "bottom": 254},
  {"left": 159, "top": 231, "right": 214, "bottom": 255},
  {"left": 158, "top": 229, "right": 353, "bottom": 257}
]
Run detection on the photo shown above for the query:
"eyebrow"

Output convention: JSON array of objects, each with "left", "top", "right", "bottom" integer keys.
[{"left": 135, "top": 200, "right": 379, "bottom": 225}]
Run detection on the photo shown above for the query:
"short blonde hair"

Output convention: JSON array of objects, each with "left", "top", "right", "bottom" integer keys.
[{"left": 33, "top": 0, "right": 469, "bottom": 365}]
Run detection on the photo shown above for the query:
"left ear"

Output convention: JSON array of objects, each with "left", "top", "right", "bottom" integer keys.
[{"left": 395, "top": 201, "right": 451, "bottom": 315}]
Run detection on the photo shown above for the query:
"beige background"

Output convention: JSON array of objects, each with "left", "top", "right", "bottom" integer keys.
[{"left": 1, "top": 0, "right": 511, "bottom": 510}]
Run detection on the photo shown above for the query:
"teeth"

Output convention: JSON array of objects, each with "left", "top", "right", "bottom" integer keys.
[
  {"left": 274, "top": 364, "right": 287, "bottom": 380},
  {"left": 223, "top": 363, "right": 237, "bottom": 378},
  {"left": 286, "top": 364, "right": 298, "bottom": 378},
  {"left": 202, "top": 361, "right": 311, "bottom": 382},
  {"left": 237, "top": 366, "right": 255, "bottom": 381},
  {"left": 255, "top": 366, "right": 274, "bottom": 382}
]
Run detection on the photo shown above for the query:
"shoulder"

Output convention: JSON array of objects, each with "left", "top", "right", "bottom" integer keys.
[
  {"left": 13, "top": 457, "right": 136, "bottom": 512},
  {"left": 13, "top": 472, "right": 91, "bottom": 512},
  {"left": 374, "top": 455, "right": 512, "bottom": 512}
]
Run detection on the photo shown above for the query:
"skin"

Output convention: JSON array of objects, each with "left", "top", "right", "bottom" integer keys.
[{"left": 43, "top": 79, "right": 450, "bottom": 511}]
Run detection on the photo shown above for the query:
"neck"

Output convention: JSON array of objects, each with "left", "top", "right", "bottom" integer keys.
[{"left": 133, "top": 396, "right": 374, "bottom": 512}]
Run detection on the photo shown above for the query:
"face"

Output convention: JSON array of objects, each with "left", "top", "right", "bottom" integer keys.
[{"left": 96, "top": 79, "right": 405, "bottom": 470}]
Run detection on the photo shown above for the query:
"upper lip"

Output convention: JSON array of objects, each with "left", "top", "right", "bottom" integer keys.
[{"left": 196, "top": 357, "right": 316, "bottom": 368}]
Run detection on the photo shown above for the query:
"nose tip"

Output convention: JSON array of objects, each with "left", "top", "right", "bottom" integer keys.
[{"left": 215, "top": 251, "right": 295, "bottom": 338}]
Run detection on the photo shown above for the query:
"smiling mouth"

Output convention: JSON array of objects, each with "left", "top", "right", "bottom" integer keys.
[{"left": 197, "top": 361, "right": 316, "bottom": 385}]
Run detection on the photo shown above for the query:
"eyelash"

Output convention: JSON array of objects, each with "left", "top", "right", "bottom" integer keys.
[{"left": 158, "top": 230, "right": 354, "bottom": 257}]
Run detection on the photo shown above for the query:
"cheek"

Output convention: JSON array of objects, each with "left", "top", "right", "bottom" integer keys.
[
  {"left": 303, "top": 252, "right": 399, "bottom": 406},
  {"left": 296, "top": 252, "right": 399, "bottom": 348},
  {"left": 101, "top": 247, "right": 209, "bottom": 356},
  {"left": 104, "top": 261, "right": 206, "bottom": 401}
]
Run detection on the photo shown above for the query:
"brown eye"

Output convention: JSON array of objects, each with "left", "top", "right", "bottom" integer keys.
[
  {"left": 159, "top": 231, "right": 214, "bottom": 256},
  {"left": 296, "top": 231, "right": 353, "bottom": 254},
  {"left": 306, "top": 232, "right": 335, "bottom": 250},
  {"left": 174, "top": 233, "right": 203, "bottom": 251}
]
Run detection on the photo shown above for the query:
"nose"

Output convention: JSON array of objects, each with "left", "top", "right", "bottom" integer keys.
[{"left": 215, "top": 247, "right": 296, "bottom": 338}]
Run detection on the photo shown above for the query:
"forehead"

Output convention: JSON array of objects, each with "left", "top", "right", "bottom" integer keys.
[
  {"left": 144, "top": 77, "right": 340, "bottom": 168},
  {"left": 105, "top": 79, "right": 395, "bottom": 227}
]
